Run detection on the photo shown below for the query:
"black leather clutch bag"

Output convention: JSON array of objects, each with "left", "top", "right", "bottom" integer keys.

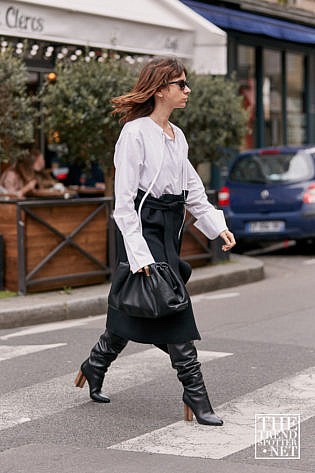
[{"left": 108, "top": 262, "right": 189, "bottom": 319}]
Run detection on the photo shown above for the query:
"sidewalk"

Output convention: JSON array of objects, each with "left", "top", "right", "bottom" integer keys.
[{"left": 0, "top": 254, "right": 264, "bottom": 329}]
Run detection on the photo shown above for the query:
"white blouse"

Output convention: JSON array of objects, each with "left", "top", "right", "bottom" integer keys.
[{"left": 113, "top": 117, "right": 227, "bottom": 273}]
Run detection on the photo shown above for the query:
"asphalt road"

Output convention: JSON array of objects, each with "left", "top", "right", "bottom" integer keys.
[{"left": 0, "top": 244, "right": 314, "bottom": 473}]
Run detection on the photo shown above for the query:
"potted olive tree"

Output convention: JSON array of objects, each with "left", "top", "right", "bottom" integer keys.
[
  {"left": 20, "top": 55, "right": 137, "bottom": 292},
  {"left": 40, "top": 54, "right": 136, "bottom": 196}
]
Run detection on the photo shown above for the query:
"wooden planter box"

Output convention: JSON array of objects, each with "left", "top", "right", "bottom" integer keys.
[{"left": 0, "top": 197, "right": 113, "bottom": 293}]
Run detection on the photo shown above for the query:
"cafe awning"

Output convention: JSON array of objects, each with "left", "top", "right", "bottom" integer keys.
[
  {"left": 0, "top": 0, "right": 227, "bottom": 73},
  {"left": 182, "top": 0, "right": 315, "bottom": 44}
]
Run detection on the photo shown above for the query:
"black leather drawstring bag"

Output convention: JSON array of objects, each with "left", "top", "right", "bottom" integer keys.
[{"left": 108, "top": 262, "right": 189, "bottom": 319}]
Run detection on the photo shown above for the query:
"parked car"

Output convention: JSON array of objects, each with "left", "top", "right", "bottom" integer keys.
[{"left": 218, "top": 146, "right": 315, "bottom": 245}]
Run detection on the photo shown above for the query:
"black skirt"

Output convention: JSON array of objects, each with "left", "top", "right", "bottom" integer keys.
[{"left": 106, "top": 190, "right": 201, "bottom": 344}]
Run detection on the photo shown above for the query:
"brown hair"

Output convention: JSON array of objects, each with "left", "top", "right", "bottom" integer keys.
[
  {"left": 30, "top": 148, "right": 42, "bottom": 159},
  {"left": 14, "top": 153, "right": 35, "bottom": 184},
  {"left": 112, "top": 56, "right": 187, "bottom": 123}
]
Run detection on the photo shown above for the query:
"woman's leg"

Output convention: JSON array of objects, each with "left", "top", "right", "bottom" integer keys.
[
  {"left": 75, "top": 329, "right": 128, "bottom": 403},
  {"left": 167, "top": 341, "right": 223, "bottom": 426}
]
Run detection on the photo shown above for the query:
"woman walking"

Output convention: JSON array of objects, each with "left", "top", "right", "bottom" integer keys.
[{"left": 75, "top": 56, "right": 235, "bottom": 426}]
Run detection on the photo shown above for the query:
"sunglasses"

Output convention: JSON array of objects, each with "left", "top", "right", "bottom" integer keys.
[{"left": 168, "top": 80, "right": 190, "bottom": 90}]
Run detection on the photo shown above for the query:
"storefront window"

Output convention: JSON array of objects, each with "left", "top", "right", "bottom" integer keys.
[
  {"left": 286, "top": 52, "right": 305, "bottom": 144},
  {"left": 263, "top": 49, "right": 283, "bottom": 146},
  {"left": 237, "top": 45, "right": 256, "bottom": 149}
]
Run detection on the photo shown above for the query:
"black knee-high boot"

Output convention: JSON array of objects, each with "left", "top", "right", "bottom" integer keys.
[
  {"left": 154, "top": 344, "right": 169, "bottom": 354},
  {"left": 168, "top": 341, "right": 223, "bottom": 426},
  {"left": 75, "top": 329, "right": 128, "bottom": 403}
]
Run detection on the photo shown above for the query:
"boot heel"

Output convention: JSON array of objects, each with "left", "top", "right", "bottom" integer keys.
[
  {"left": 74, "top": 369, "right": 86, "bottom": 388},
  {"left": 184, "top": 403, "right": 193, "bottom": 422}
]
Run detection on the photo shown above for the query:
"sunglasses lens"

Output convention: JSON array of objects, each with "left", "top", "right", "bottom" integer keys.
[{"left": 168, "top": 80, "right": 189, "bottom": 89}]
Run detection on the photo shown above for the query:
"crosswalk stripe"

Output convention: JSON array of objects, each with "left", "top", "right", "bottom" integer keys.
[
  {"left": 108, "top": 366, "right": 315, "bottom": 459},
  {"left": 0, "top": 315, "right": 105, "bottom": 340},
  {"left": 0, "top": 344, "right": 67, "bottom": 362},
  {"left": 0, "top": 348, "right": 232, "bottom": 431},
  {"left": 303, "top": 259, "right": 315, "bottom": 265},
  {"left": 204, "top": 292, "right": 240, "bottom": 300},
  {"left": 191, "top": 292, "right": 240, "bottom": 303}
]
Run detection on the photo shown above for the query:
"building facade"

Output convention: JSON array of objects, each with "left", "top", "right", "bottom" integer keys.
[
  {"left": 182, "top": 0, "right": 315, "bottom": 149},
  {"left": 1, "top": 0, "right": 315, "bottom": 152}
]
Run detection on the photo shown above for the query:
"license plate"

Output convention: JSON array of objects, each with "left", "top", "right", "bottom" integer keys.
[{"left": 247, "top": 221, "right": 285, "bottom": 233}]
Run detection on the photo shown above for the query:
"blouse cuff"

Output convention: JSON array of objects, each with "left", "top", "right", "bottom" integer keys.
[
  {"left": 122, "top": 236, "right": 155, "bottom": 273},
  {"left": 193, "top": 210, "right": 228, "bottom": 240},
  {"left": 129, "top": 256, "right": 155, "bottom": 274}
]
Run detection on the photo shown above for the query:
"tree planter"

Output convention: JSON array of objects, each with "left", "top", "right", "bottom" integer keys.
[{"left": 0, "top": 197, "right": 114, "bottom": 294}]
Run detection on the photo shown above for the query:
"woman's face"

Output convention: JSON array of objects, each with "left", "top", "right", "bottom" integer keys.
[
  {"left": 160, "top": 72, "right": 191, "bottom": 110},
  {"left": 33, "top": 153, "right": 45, "bottom": 171}
]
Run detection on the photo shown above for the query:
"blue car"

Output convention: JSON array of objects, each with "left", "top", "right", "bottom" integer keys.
[{"left": 218, "top": 146, "right": 315, "bottom": 244}]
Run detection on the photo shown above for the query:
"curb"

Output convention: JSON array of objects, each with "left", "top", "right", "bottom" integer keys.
[
  {"left": 187, "top": 254, "right": 264, "bottom": 295},
  {"left": 0, "top": 254, "right": 264, "bottom": 329}
]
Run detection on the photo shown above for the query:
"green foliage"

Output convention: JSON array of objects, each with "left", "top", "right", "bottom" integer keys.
[
  {"left": 40, "top": 58, "right": 248, "bottom": 187},
  {"left": 172, "top": 72, "right": 249, "bottom": 167},
  {"left": 61, "top": 286, "right": 72, "bottom": 295},
  {"left": 0, "top": 48, "right": 35, "bottom": 163},
  {"left": 40, "top": 56, "right": 136, "bottom": 171},
  {"left": 0, "top": 290, "right": 17, "bottom": 299}
]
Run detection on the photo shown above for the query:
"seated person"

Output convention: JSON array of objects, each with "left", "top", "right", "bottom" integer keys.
[
  {"left": 31, "top": 148, "right": 57, "bottom": 190},
  {"left": 0, "top": 154, "right": 37, "bottom": 198},
  {"left": 0, "top": 149, "right": 64, "bottom": 198}
]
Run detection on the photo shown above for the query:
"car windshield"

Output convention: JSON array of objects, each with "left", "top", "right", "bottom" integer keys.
[{"left": 230, "top": 151, "right": 314, "bottom": 184}]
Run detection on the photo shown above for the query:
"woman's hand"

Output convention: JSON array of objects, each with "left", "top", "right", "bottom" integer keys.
[
  {"left": 20, "top": 179, "right": 37, "bottom": 197},
  {"left": 220, "top": 229, "right": 236, "bottom": 252},
  {"left": 137, "top": 265, "right": 150, "bottom": 276}
]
